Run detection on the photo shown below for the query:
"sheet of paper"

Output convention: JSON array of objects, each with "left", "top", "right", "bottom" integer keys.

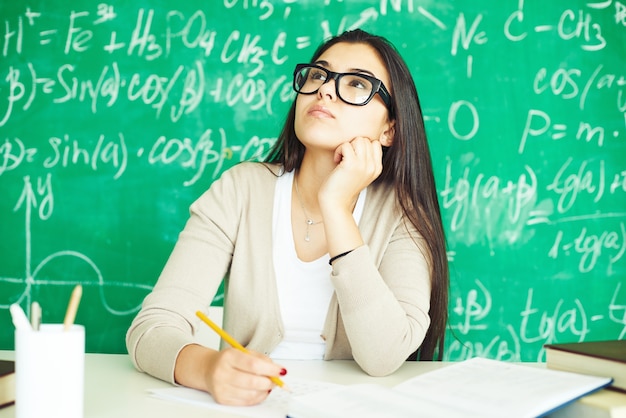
[
  {"left": 393, "top": 357, "right": 613, "bottom": 418},
  {"left": 148, "top": 376, "right": 340, "bottom": 418},
  {"left": 287, "top": 383, "right": 486, "bottom": 418}
]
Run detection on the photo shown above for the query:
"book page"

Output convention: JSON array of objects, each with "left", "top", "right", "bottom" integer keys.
[
  {"left": 393, "top": 357, "right": 613, "bottom": 418},
  {"left": 287, "top": 383, "right": 486, "bottom": 418}
]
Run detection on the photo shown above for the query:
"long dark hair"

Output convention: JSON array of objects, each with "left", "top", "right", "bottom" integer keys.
[{"left": 265, "top": 29, "right": 449, "bottom": 361}]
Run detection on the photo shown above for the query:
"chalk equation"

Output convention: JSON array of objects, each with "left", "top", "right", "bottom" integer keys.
[
  {"left": 0, "top": 129, "right": 274, "bottom": 186},
  {"left": 440, "top": 155, "right": 626, "bottom": 271},
  {"left": 0, "top": 60, "right": 296, "bottom": 127},
  {"left": 448, "top": 279, "right": 626, "bottom": 361}
]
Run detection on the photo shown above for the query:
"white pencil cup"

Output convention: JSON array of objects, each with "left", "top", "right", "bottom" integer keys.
[{"left": 15, "top": 324, "right": 85, "bottom": 418}]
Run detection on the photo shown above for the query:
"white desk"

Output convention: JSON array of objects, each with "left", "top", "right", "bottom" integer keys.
[
  {"left": 0, "top": 351, "right": 615, "bottom": 418},
  {"left": 0, "top": 351, "right": 446, "bottom": 418}
]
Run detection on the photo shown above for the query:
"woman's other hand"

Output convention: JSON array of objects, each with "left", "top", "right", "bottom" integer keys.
[{"left": 322, "top": 136, "right": 383, "bottom": 211}]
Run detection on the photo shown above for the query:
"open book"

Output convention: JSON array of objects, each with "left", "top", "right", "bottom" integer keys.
[{"left": 286, "top": 357, "right": 613, "bottom": 418}]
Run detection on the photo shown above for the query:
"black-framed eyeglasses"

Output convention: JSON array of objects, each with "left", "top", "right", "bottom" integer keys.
[{"left": 293, "top": 63, "right": 393, "bottom": 113}]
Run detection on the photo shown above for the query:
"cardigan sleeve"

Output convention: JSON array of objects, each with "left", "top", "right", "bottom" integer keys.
[
  {"left": 329, "top": 219, "right": 432, "bottom": 377},
  {"left": 125, "top": 166, "right": 244, "bottom": 384}
]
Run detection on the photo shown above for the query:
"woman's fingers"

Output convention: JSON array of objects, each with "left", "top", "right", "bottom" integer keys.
[
  {"left": 206, "top": 348, "right": 285, "bottom": 406},
  {"left": 329, "top": 137, "right": 383, "bottom": 193}
]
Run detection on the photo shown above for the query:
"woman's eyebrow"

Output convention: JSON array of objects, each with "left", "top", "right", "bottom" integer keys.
[
  {"left": 313, "top": 59, "right": 331, "bottom": 69},
  {"left": 350, "top": 68, "right": 376, "bottom": 77},
  {"left": 313, "top": 60, "right": 377, "bottom": 77}
]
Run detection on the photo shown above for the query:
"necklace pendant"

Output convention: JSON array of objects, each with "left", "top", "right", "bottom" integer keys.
[{"left": 294, "top": 176, "right": 322, "bottom": 243}]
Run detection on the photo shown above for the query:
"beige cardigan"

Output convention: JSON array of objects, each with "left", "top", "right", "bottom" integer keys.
[{"left": 126, "top": 162, "right": 431, "bottom": 383}]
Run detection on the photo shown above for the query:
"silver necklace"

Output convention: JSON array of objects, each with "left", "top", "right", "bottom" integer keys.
[{"left": 294, "top": 175, "right": 323, "bottom": 242}]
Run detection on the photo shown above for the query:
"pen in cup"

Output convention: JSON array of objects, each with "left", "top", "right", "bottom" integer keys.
[
  {"left": 10, "top": 303, "right": 32, "bottom": 331},
  {"left": 63, "top": 284, "right": 83, "bottom": 331},
  {"left": 195, "top": 310, "right": 291, "bottom": 392},
  {"left": 30, "top": 301, "right": 42, "bottom": 331}
]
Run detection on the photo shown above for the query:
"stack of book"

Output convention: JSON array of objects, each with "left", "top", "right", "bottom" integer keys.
[
  {"left": 545, "top": 340, "right": 626, "bottom": 418},
  {"left": 0, "top": 360, "right": 15, "bottom": 408}
]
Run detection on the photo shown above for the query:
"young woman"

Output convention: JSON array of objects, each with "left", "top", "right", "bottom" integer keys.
[{"left": 126, "top": 29, "right": 449, "bottom": 406}]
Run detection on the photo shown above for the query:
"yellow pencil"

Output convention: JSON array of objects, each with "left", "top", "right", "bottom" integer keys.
[
  {"left": 63, "top": 284, "right": 82, "bottom": 331},
  {"left": 195, "top": 310, "right": 290, "bottom": 391}
]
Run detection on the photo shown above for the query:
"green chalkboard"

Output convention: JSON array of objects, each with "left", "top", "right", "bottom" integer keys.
[{"left": 1, "top": 1, "right": 624, "bottom": 359}]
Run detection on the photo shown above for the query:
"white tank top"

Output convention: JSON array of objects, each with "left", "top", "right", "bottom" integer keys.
[{"left": 270, "top": 170, "right": 366, "bottom": 360}]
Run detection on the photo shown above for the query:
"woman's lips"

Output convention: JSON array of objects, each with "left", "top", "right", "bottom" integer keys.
[{"left": 308, "top": 105, "right": 334, "bottom": 118}]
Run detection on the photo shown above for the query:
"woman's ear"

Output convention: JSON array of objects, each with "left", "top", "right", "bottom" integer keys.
[{"left": 380, "top": 121, "right": 395, "bottom": 147}]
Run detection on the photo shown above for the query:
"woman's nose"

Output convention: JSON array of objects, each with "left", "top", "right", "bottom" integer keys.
[{"left": 316, "top": 77, "right": 338, "bottom": 101}]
